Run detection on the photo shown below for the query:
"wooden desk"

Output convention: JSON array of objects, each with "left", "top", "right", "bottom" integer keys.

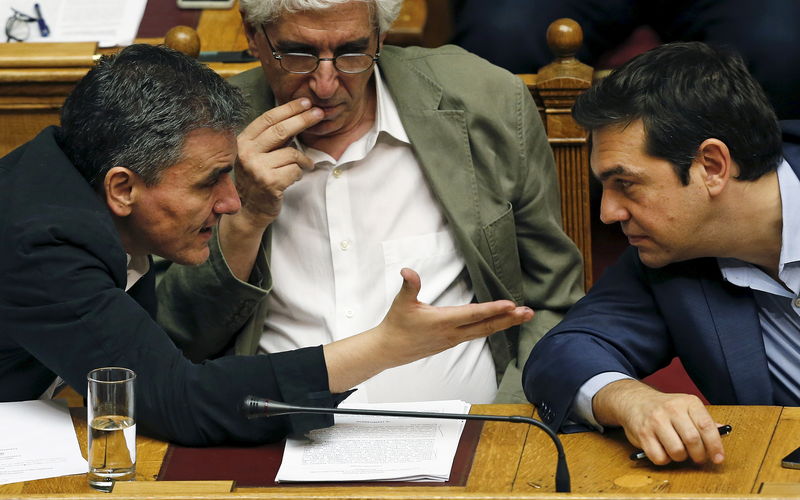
[
  {"left": 3, "top": 404, "right": 800, "bottom": 499},
  {"left": 0, "top": 404, "right": 533, "bottom": 497}
]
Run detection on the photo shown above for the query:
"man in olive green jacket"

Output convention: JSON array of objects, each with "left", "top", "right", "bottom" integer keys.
[{"left": 157, "top": 0, "right": 582, "bottom": 404}]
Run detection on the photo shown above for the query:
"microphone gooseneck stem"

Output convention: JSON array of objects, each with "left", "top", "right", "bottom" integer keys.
[{"left": 243, "top": 398, "right": 570, "bottom": 493}]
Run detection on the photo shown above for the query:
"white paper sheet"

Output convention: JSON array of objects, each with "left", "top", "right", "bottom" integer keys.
[
  {"left": 0, "top": 399, "right": 87, "bottom": 485},
  {"left": 276, "top": 400, "right": 471, "bottom": 483},
  {"left": 1, "top": 0, "right": 147, "bottom": 47}
]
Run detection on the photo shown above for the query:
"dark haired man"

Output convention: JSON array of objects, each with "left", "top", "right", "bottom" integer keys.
[
  {"left": 0, "top": 44, "right": 533, "bottom": 446},
  {"left": 523, "top": 41, "right": 800, "bottom": 465}
]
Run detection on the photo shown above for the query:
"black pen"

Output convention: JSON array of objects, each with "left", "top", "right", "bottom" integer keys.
[
  {"left": 34, "top": 3, "right": 49, "bottom": 37},
  {"left": 629, "top": 424, "right": 732, "bottom": 461}
]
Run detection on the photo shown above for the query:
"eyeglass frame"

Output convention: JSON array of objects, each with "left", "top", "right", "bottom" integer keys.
[
  {"left": 5, "top": 8, "right": 37, "bottom": 42},
  {"left": 260, "top": 25, "right": 381, "bottom": 75}
]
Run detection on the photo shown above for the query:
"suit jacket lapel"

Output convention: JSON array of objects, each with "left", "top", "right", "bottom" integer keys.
[
  {"left": 378, "top": 48, "right": 483, "bottom": 250},
  {"left": 699, "top": 273, "right": 773, "bottom": 403}
]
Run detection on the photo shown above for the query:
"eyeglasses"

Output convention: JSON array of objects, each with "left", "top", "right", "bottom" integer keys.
[
  {"left": 261, "top": 26, "right": 380, "bottom": 75},
  {"left": 6, "top": 8, "right": 35, "bottom": 42},
  {"left": 5, "top": 5, "right": 49, "bottom": 42}
]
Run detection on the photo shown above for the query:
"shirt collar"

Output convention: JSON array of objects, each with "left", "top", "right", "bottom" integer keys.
[
  {"left": 126, "top": 254, "right": 150, "bottom": 292},
  {"left": 295, "top": 66, "right": 410, "bottom": 166},
  {"left": 719, "top": 159, "right": 800, "bottom": 296},
  {"left": 372, "top": 66, "right": 409, "bottom": 144}
]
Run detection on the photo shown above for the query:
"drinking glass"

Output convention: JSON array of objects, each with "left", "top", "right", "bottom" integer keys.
[{"left": 86, "top": 367, "right": 136, "bottom": 492}]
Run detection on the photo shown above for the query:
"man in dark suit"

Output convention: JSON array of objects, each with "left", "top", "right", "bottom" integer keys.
[
  {"left": 0, "top": 44, "right": 533, "bottom": 445},
  {"left": 524, "top": 41, "right": 800, "bottom": 465}
]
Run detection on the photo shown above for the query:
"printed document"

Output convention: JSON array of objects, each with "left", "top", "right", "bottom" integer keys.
[
  {"left": 1, "top": 0, "right": 147, "bottom": 47},
  {"left": 0, "top": 399, "right": 87, "bottom": 485},
  {"left": 276, "top": 400, "right": 471, "bottom": 482}
]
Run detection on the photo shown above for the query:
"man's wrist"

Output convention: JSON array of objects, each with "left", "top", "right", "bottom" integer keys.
[
  {"left": 223, "top": 209, "right": 274, "bottom": 238},
  {"left": 592, "top": 378, "right": 647, "bottom": 428}
]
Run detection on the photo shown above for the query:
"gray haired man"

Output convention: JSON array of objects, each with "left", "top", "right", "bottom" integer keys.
[{"left": 159, "top": 0, "right": 584, "bottom": 404}]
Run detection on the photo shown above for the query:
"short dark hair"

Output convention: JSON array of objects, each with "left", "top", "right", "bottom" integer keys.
[
  {"left": 573, "top": 42, "right": 782, "bottom": 185},
  {"left": 59, "top": 44, "right": 248, "bottom": 189}
]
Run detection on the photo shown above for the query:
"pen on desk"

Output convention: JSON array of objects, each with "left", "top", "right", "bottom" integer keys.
[
  {"left": 33, "top": 3, "right": 49, "bottom": 37},
  {"left": 629, "top": 424, "right": 732, "bottom": 461}
]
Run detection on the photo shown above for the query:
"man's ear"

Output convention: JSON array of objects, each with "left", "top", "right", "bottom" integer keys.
[
  {"left": 696, "top": 138, "right": 733, "bottom": 197},
  {"left": 104, "top": 167, "right": 138, "bottom": 217},
  {"left": 242, "top": 19, "right": 261, "bottom": 59}
]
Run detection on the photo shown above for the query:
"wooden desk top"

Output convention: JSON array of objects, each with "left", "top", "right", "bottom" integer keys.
[{"left": 2, "top": 404, "right": 800, "bottom": 499}]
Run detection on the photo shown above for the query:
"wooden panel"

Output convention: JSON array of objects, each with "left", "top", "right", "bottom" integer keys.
[
  {"left": 513, "top": 405, "right": 780, "bottom": 494},
  {"left": 753, "top": 406, "right": 800, "bottom": 491},
  {"left": 0, "top": 42, "right": 97, "bottom": 68},
  {"left": 524, "top": 19, "right": 594, "bottom": 290},
  {"left": 0, "top": 109, "right": 60, "bottom": 157}
]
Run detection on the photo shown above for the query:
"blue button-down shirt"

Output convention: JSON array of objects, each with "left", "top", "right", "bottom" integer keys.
[{"left": 719, "top": 159, "right": 800, "bottom": 404}]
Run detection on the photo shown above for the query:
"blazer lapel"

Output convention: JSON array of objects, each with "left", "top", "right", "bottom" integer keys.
[
  {"left": 378, "top": 48, "right": 484, "bottom": 250},
  {"left": 699, "top": 275, "right": 773, "bottom": 404}
]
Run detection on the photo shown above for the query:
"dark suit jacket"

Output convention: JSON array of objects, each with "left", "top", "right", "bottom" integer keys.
[
  {"left": 523, "top": 120, "right": 800, "bottom": 431},
  {"left": 0, "top": 127, "right": 338, "bottom": 445}
]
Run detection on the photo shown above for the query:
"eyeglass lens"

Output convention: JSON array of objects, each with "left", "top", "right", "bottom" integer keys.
[
  {"left": 6, "top": 10, "right": 36, "bottom": 42},
  {"left": 280, "top": 53, "right": 375, "bottom": 74}
]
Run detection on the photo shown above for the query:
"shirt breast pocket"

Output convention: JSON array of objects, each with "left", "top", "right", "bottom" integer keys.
[{"left": 382, "top": 231, "right": 469, "bottom": 307}]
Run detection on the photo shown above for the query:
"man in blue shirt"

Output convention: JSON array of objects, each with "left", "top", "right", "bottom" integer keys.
[{"left": 524, "top": 41, "right": 800, "bottom": 466}]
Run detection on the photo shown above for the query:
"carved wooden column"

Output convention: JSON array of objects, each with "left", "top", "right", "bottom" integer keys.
[{"left": 521, "top": 18, "right": 593, "bottom": 290}]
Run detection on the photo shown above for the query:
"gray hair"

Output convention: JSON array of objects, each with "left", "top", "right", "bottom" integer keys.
[
  {"left": 239, "top": 0, "right": 402, "bottom": 34},
  {"left": 59, "top": 44, "right": 248, "bottom": 189}
]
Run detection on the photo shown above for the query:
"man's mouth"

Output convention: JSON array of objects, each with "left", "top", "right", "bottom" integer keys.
[{"left": 625, "top": 234, "right": 648, "bottom": 245}]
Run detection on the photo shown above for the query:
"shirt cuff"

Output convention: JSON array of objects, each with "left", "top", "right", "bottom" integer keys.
[{"left": 572, "top": 372, "right": 633, "bottom": 431}]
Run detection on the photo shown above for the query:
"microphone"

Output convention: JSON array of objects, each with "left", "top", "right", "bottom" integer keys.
[{"left": 242, "top": 397, "right": 570, "bottom": 493}]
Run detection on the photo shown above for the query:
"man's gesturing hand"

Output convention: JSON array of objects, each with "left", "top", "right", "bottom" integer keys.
[
  {"left": 323, "top": 268, "right": 534, "bottom": 393},
  {"left": 377, "top": 268, "right": 535, "bottom": 365},
  {"left": 593, "top": 379, "right": 725, "bottom": 465},
  {"left": 218, "top": 98, "right": 323, "bottom": 281},
  {"left": 234, "top": 98, "right": 323, "bottom": 229}
]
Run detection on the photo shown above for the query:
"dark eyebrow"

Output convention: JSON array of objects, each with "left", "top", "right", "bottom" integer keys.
[
  {"left": 276, "top": 36, "right": 371, "bottom": 55},
  {"left": 276, "top": 40, "right": 317, "bottom": 53},
  {"left": 595, "top": 165, "right": 635, "bottom": 182},
  {"left": 199, "top": 165, "right": 233, "bottom": 186},
  {"left": 336, "top": 37, "right": 371, "bottom": 53}
]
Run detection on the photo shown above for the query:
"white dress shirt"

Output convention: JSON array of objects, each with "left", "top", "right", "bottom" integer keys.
[{"left": 258, "top": 68, "right": 497, "bottom": 404}]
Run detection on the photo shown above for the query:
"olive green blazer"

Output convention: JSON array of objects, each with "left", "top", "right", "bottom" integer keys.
[{"left": 157, "top": 45, "right": 584, "bottom": 403}]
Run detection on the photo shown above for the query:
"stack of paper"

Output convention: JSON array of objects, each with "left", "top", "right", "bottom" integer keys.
[
  {"left": 0, "top": 400, "right": 87, "bottom": 485},
  {"left": 1, "top": 0, "right": 147, "bottom": 47},
  {"left": 276, "top": 400, "right": 471, "bottom": 482}
]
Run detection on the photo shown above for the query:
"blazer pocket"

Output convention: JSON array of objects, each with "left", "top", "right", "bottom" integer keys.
[{"left": 482, "top": 203, "right": 523, "bottom": 302}]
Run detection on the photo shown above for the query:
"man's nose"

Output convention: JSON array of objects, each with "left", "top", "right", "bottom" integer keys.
[
  {"left": 309, "top": 59, "right": 340, "bottom": 100},
  {"left": 599, "top": 190, "right": 630, "bottom": 225},
  {"left": 214, "top": 175, "right": 241, "bottom": 215}
]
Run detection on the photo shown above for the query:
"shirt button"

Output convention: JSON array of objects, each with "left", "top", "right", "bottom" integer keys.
[
  {"left": 794, "top": 298, "right": 800, "bottom": 308},
  {"left": 332, "top": 168, "right": 342, "bottom": 178},
  {"left": 345, "top": 309, "right": 354, "bottom": 318},
  {"left": 339, "top": 240, "right": 351, "bottom": 251}
]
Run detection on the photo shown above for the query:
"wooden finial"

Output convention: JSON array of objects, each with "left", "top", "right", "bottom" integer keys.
[
  {"left": 546, "top": 18, "right": 583, "bottom": 60},
  {"left": 164, "top": 26, "right": 201, "bottom": 59}
]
